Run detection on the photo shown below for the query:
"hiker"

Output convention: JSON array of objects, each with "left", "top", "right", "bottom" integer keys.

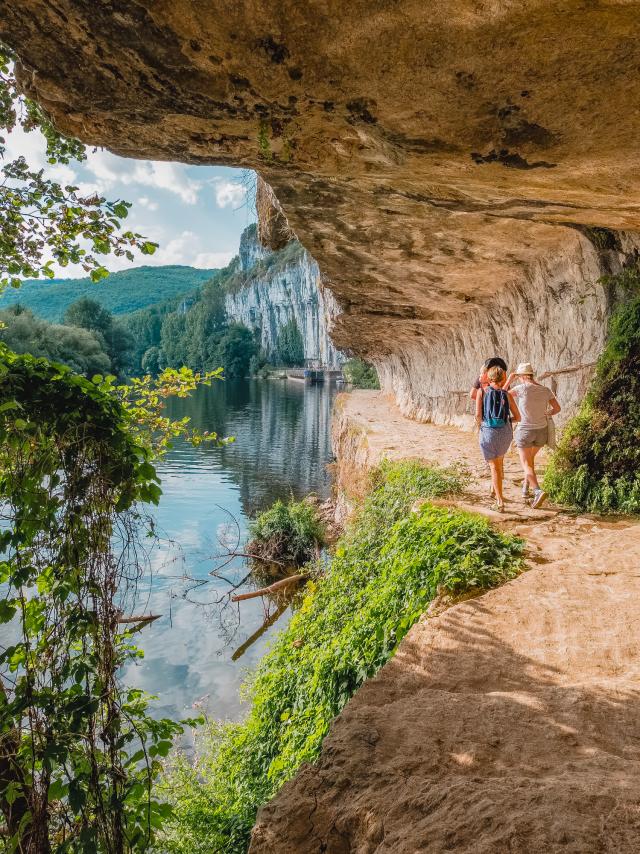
[
  {"left": 475, "top": 365, "right": 520, "bottom": 512},
  {"left": 505, "top": 362, "right": 561, "bottom": 509},
  {"left": 469, "top": 356, "right": 508, "bottom": 401}
]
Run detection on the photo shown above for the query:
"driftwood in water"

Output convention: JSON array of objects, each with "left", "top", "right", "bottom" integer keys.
[{"left": 231, "top": 573, "right": 308, "bottom": 603}]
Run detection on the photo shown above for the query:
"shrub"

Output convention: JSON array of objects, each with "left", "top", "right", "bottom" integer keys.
[
  {"left": 343, "top": 357, "right": 380, "bottom": 389},
  {"left": 247, "top": 498, "right": 324, "bottom": 565},
  {"left": 545, "top": 291, "right": 640, "bottom": 513},
  {"left": 159, "top": 461, "right": 522, "bottom": 853},
  {"left": 275, "top": 318, "right": 304, "bottom": 366}
]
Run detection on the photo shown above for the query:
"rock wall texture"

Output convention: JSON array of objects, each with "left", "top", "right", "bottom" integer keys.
[
  {"left": 226, "top": 226, "right": 343, "bottom": 367},
  {"left": 3, "top": 1, "right": 640, "bottom": 419}
]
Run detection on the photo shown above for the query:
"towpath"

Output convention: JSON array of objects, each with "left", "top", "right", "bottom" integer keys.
[{"left": 251, "top": 390, "right": 640, "bottom": 853}]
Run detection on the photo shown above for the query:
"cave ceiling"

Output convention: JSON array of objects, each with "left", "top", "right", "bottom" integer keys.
[{"left": 2, "top": 1, "right": 640, "bottom": 355}]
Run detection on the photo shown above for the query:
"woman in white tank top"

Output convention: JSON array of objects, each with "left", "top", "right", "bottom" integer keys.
[{"left": 506, "top": 362, "right": 561, "bottom": 509}]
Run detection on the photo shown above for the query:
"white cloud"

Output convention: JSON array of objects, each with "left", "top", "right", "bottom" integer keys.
[
  {"left": 213, "top": 179, "right": 247, "bottom": 209},
  {"left": 4, "top": 124, "right": 79, "bottom": 187},
  {"left": 152, "top": 231, "right": 232, "bottom": 269},
  {"left": 138, "top": 196, "right": 159, "bottom": 211},
  {"left": 194, "top": 251, "right": 234, "bottom": 268},
  {"left": 81, "top": 150, "right": 202, "bottom": 204}
]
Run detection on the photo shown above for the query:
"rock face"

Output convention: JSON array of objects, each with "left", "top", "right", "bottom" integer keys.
[
  {"left": 226, "top": 225, "right": 343, "bottom": 367},
  {"left": 3, "top": 1, "right": 640, "bottom": 419}
]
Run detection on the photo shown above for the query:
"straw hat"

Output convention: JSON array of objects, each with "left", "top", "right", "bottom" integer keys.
[{"left": 515, "top": 362, "right": 535, "bottom": 376}]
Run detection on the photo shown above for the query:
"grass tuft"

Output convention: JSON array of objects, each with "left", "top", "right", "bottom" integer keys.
[{"left": 246, "top": 498, "right": 324, "bottom": 566}]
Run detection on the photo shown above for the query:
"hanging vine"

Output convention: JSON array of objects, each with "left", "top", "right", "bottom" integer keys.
[{"left": 0, "top": 348, "right": 221, "bottom": 852}]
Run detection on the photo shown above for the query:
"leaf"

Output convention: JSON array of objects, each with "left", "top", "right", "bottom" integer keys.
[{"left": 0, "top": 600, "right": 17, "bottom": 623}]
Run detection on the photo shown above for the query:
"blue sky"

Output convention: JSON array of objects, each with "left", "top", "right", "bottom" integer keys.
[{"left": 6, "top": 122, "right": 255, "bottom": 277}]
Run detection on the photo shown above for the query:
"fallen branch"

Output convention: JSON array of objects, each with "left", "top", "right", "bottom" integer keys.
[
  {"left": 116, "top": 614, "right": 162, "bottom": 625},
  {"left": 232, "top": 574, "right": 308, "bottom": 603},
  {"left": 538, "top": 361, "right": 597, "bottom": 379},
  {"left": 210, "top": 551, "right": 287, "bottom": 570}
]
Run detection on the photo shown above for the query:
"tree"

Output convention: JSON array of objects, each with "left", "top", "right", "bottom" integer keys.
[
  {"left": 342, "top": 357, "right": 380, "bottom": 389},
  {"left": 0, "top": 41, "right": 220, "bottom": 851},
  {"left": 216, "top": 323, "right": 257, "bottom": 378},
  {"left": 64, "top": 296, "right": 133, "bottom": 377},
  {"left": 0, "top": 350, "right": 222, "bottom": 852},
  {"left": 0, "top": 49, "right": 157, "bottom": 289},
  {"left": 276, "top": 317, "right": 305, "bottom": 366},
  {"left": 0, "top": 306, "right": 112, "bottom": 376}
]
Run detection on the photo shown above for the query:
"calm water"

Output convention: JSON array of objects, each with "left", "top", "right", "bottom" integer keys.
[{"left": 121, "top": 378, "right": 337, "bottom": 724}]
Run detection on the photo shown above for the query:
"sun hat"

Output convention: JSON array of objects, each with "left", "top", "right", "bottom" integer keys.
[{"left": 515, "top": 362, "right": 535, "bottom": 376}]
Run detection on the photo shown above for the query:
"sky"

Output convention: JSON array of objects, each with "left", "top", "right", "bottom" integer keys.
[{"left": 5, "top": 122, "right": 256, "bottom": 277}]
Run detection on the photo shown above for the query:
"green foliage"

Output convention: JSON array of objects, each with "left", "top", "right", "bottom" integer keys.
[
  {"left": 275, "top": 318, "right": 304, "bottom": 367},
  {"left": 0, "top": 347, "right": 224, "bottom": 849},
  {"left": 342, "top": 357, "right": 380, "bottom": 389},
  {"left": 0, "top": 48, "right": 157, "bottom": 288},
  {"left": 247, "top": 499, "right": 324, "bottom": 565},
  {"left": 545, "top": 286, "right": 640, "bottom": 513},
  {"left": 0, "top": 265, "right": 212, "bottom": 321},
  {"left": 0, "top": 347, "right": 181, "bottom": 850},
  {"left": 159, "top": 460, "right": 522, "bottom": 852},
  {"left": 217, "top": 324, "right": 257, "bottom": 379},
  {"left": 64, "top": 296, "right": 133, "bottom": 377},
  {"left": 141, "top": 345, "right": 162, "bottom": 375},
  {"left": 0, "top": 305, "right": 112, "bottom": 376}
]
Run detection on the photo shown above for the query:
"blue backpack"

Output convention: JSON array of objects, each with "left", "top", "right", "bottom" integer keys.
[{"left": 483, "top": 386, "right": 510, "bottom": 428}]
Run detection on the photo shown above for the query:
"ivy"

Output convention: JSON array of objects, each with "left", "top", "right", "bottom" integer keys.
[
  {"left": 0, "top": 347, "right": 223, "bottom": 851},
  {"left": 545, "top": 275, "right": 640, "bottom": 513}
]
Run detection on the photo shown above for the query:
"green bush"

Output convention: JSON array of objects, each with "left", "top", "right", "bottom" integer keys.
[
  {"left": 545, "top": 291, "right": 640, "bottom": 513},
  {"left": 343, "top": 357, "right": 380, "bottom": 389},
  {"left": 275, "top": 318, "right": 304, "bottom": 367},
  {"left": 247, "top": 498, "right": 324, "bottom": 565},
  {"left": 159, "top": 461, "right": 522, "bottom": 853}
]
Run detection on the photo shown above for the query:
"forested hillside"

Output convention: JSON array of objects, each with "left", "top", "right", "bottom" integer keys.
[{"left": 0, "top": 265, "right": 215, "bottom": 320}]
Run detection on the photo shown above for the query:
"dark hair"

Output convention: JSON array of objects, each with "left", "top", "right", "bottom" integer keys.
[{"left": 484, "top": 357, "right": 507, "bottom": 372}]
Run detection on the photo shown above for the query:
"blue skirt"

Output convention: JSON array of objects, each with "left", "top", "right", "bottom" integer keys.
[{"left": 479, "top": 423, "right": 513, "bottom": 461}]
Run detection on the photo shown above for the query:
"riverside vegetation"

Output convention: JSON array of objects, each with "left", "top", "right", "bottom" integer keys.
[
  {"left": 159, "top": 460, "right": 524, "bottom": 853},
  {"left": 545, "top": 269, "right": 640, "bottom": 514},
  {"left": 246, "top": 498, "right": 325, "bottom": 566}
]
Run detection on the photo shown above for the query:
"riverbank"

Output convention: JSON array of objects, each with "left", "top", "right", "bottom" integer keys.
[
  {"left": 159, "top": 450, "right": 523, "bottom": 851},
  {"left": 251, "top": 390, "right": 640, "bottom": 853}
]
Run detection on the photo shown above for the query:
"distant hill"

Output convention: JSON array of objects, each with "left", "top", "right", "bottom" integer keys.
[{"left": 0, "top": 265, "right": 216, "bottom": 321}]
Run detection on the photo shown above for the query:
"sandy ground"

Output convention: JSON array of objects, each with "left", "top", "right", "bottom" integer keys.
[{"left": 250, "top": 391, "right": 640, "bottom": 853}]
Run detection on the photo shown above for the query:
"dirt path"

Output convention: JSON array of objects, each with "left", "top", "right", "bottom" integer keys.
[{"left": 250, "top": 391, "right": 640, "bottom": 853}]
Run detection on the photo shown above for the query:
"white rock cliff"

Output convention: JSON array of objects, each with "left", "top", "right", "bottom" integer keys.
[{"left": 225, "top": 226, "right": 343, "bottom": 369}]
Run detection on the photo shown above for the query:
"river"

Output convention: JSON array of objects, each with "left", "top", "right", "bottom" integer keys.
[{"left": 120, "top": 377, "right": 337, "bottom": 724}]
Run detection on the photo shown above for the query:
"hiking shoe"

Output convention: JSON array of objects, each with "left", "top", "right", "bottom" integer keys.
[{"left": 531, "top": 489, "right": 547, "bottom": 509}]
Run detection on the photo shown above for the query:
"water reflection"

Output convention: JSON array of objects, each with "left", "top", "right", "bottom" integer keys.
[{"left": 121, "top": 378, "right": 336, "bottom": 724}]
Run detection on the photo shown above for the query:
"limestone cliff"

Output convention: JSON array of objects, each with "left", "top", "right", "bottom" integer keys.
[
  {"left": 225, "top": 225, "right": 343, "bottom": 368},
  {"left": 3, "top": 1, "right": 640, "bottom": 421}
]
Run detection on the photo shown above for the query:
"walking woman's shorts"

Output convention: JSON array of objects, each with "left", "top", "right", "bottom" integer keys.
[
  {"left": 479, "top": 423, "right": 513, "bottom": 461},
  {"left": 514, "top": 425, "right": 548, "bottom": 448}
]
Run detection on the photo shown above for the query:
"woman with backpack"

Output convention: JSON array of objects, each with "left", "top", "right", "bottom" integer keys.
[{"left": 475, "top": 365, "right": 521, "bottom": 512}]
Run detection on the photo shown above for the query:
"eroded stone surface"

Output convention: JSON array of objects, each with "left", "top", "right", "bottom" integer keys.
[{"left": 3, "top": 1, "right": 640, "bottom": 417}]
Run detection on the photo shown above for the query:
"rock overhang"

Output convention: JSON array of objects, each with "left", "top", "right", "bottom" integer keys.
[{"left": 2, "top": 0, "right": 640, "bottom": 417}]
